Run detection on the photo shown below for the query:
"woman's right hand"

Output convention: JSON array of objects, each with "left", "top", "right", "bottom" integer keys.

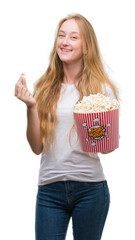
[{"left": 15, "top": 74, "right": 36, "bottom": 108}]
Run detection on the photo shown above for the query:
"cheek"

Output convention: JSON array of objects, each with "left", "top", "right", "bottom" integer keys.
[
  {"left": 76, "top": 43, "right": 83, "bottom": 55},
  {"left": 57, "top": 38, "right": 62, "bottom": 47},
  {"left": 74, "top": 41, "right": 83, "bottom": 52}
]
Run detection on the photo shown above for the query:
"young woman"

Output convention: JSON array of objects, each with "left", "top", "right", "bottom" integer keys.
[{"left": 15, "top": 14, "right": 118, "bottom": 240}]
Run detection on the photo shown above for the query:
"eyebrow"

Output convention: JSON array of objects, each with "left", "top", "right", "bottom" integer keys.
[{"left": 59, "top": 30, "right": 80, "bottom": 35}]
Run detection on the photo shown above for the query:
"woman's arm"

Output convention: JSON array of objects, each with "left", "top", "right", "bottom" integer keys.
[
  {"left": 26, "top": 105, "right": 43, "bottom": 154},
  {"left": 15, "top": 75, "right": 43, "bottom": 154}
]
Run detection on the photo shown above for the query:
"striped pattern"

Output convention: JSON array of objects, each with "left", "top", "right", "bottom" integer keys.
[{"left": 74, "top": 109, "right": 119, "bottom": 152}]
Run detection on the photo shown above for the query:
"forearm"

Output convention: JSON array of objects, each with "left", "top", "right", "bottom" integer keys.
[{"left": 26, "top": 105, "right": 43, "bottom": 154}]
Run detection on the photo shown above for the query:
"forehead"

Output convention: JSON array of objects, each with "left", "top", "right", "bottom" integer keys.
[{"left": 59, "top": 19, "right": 80, "bottom": 34}]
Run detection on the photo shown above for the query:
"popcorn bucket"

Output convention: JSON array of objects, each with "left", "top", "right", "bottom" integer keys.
[{"left": 74, "top": 108, "right": 119, "bottom": 152}]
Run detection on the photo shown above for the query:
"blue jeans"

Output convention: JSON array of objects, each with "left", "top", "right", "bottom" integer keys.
[{"left": 35, "top": 180, "right": 110, "bottom": 240}]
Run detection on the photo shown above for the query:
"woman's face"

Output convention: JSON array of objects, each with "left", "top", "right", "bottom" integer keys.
[{"left": 56, "top": 19, "right": 83, "bottom": 65}]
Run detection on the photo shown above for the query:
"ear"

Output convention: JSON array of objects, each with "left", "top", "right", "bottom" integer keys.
[{"left": 83, "top": 50, "right": 88, "bottom": 56}]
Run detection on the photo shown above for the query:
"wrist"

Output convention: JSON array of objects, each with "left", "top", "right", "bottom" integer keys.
[{"left": 27, "top": 104, "right": 37, "bottom": 111}]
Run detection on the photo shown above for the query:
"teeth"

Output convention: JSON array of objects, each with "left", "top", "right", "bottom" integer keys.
[{"left": 62, "top": 49, "right": 71, "bottom": 52}]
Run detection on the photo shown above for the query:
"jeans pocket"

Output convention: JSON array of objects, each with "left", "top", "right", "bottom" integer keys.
[{"left": 83, "top": 181, "right": 104, "bottom": 188}]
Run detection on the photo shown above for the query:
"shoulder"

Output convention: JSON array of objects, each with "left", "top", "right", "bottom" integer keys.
[{"left": 102, "top": 83, "right": 116, "bottom": 99}]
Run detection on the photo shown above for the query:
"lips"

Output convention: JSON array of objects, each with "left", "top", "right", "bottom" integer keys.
[{"left": 61, "top": 48, "right": 72, "bottom": 52}]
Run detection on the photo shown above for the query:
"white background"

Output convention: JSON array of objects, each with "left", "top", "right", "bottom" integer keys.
[{"left": 0, "top": 0, "right": 135, "bottom": 239}]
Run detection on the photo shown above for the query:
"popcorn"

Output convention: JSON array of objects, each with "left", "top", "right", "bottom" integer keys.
[
  {"left": 74, "top": 93, "right": 119, "bottom": 113},
  {"left": 20, "top": 73, "right": 25, "bottom": 77},
  {"left": 73, "top": 93, "right": 119, "bottom": 152}
]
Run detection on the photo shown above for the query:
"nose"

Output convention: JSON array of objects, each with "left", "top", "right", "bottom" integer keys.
[{"left": 62, "top": 36, "right": 69, "bottom": 45}]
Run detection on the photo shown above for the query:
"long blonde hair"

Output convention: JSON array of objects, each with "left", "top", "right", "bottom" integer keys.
[{"left": 33, "top": 13, "right": 118, "bottom": 151}]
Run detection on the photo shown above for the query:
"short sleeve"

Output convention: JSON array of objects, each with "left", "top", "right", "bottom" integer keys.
[{"left": 102, "top": 84, "right": 116, "bottom": 99}]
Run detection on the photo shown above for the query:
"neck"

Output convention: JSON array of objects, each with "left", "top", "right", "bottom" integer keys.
[{"left": 62, "top": 60, "right": 82, "bottom": 84}]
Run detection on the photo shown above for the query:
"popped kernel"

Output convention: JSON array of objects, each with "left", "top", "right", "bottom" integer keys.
[{"left": 74, "top": 93, "right": 119, "bottom": 113}]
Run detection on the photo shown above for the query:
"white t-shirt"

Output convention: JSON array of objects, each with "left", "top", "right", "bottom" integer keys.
[{"left": 38, "top": 83, "right": 115, "bottom": 186}]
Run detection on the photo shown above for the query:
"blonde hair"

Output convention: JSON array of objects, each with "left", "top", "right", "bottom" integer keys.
[{"left": 33, "top": 13, "right": 118, "bottom": 151}]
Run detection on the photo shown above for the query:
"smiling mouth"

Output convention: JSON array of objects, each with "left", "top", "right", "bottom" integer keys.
[{"left": 61, "top": 48, "right": 72, "bottom": 52}]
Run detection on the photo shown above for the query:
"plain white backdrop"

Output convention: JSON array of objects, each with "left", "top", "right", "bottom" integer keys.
[{"left": 0, "top": 0, "right": 135, "bottom": 239}]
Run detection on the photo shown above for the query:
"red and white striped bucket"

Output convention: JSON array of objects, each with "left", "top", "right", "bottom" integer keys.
[{"left": 74, "top": 108, "right": 119, "bottom": 152}]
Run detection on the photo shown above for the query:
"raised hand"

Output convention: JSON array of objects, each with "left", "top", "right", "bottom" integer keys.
[{"left": 15, "top": 74, "right": 36, "bottom": 108}]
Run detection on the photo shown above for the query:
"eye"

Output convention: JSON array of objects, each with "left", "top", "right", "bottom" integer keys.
[
  {"left": 71, "top": 36, "right": 77, "bottom": 40},
  {"left": 58, "top": 34, "right": 65, "bottom": 38}
]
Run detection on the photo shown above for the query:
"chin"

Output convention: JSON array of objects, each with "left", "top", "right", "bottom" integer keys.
[{"left": 59, "top": 57, "right": 73, "bottom": 63}]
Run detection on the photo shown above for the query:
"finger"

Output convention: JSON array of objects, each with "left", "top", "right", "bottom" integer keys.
[
  {"left": 16, "top": 74, "right": 26, "bottom": 85},
  {"left": 25, "top": 89, "right": 31, "bottom": 98},
  {"left": 15, "top": 78, "right": 23, "bottom": 88},
  {"left": 15, "top": 81, "right": 22, "bottom": 96},
  {"left": 15, "top": 77, "right": 27, "bottom": 93},
  {"left": 17, "top": 85, "right": 25, "bottom": 99},
  {"left": 21, "top": 77, "right": 27, "bottom": 88},
  {"left": 22, "top": 87, "right": 30, "bottom": 98},
  {"left": 15, "top": 85, "right": 26, "bottom": 101},
  {"left": 16, "top": 83, "right": 28, "bottom": 97},
  {"left": 21, "top": 87, "right": 27, "bottom": 97},
  {"left": 15, "top": 83, "right": 20, "bottom": 96}
]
